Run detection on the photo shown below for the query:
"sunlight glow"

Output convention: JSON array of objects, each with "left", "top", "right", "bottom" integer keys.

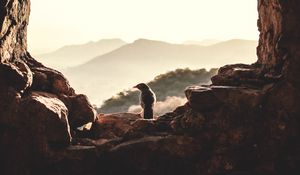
[{"left": 28, "top": 0, "right": 258, "bottom": 54}]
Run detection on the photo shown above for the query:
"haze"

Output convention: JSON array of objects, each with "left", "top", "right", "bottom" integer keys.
[
  {"left": 28, "top": 0, "right": 258, "bottom": 54},
  {"left": 27, "top": 0, "right": 259, "bottom": 106}
]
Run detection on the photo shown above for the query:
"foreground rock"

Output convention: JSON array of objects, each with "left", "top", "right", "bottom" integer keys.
[
  {"left": 19, "top": 92, "right": 72, "bottom": 146},
  {"left": 60, "top": 94, "right": 97, "bottom": 129},
  {"left": 0, "top": 0, "right": 96, "bottom": 174},
  {"left": 185, "top": 85, "right": 266, "bottom": 111},
  {"left": 91, "top": 113, "right": 142, "bottom": 139}
]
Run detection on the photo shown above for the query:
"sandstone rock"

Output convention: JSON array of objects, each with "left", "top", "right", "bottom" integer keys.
[
  {"left": 0, "top": 0, "right": 30, "bottom": 63},
  {"left": 0, "top": 61, "right": 32, "bottom": 91},
  {"left": 185, "top": 85, "right": 265, "bottom": 112},
  {"left": 0, "top": 91, "right": 73, "bottom": 174},
  {"left": 257, "top": 0, "right": 300, "bottom": 85},
  {"left": 170, "top": 108, "right": 205, "bottom": 133},
  {"left": 265, "top": 81, "right": 300, "bottom": 116},
  {"left": 60, "top": 94, "right": 97, "bottom": 129},
  {"left": 91, "top": 113, "right": 141, "bottom": 139},
  {"left": 26, "top": 58, "right": 96, "bottom": 129},
  {"left": 0, "top": 87, "right": 21, "bottom": 125},
  {"left": 19, "top": 92, "right": 72, "bottom": 147},
  {"left": 31, "top": 71, "right": 51, "bottom": 92},
  {"left": 31, "top": 66, "right": 75, "bottom": 96},
  {"left": 128, "top": 119, "right": 157, "bottom": 134},
  {"left": 185, "top": 86, "right": 222, "bottom": 111},
  {"left": 210, "top": 86, "right": 265, "bottom": 108},
  {"left": 0, "top": 0, "right": 92, "bottom": 174},
  {"left": 99, "top": 135, "right": 203, "bottom": 175},
  {"left": 211, "top": 64, "right": 268, "bottom": 88}
]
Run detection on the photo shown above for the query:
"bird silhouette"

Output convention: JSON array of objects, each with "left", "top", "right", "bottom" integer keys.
[{"left": 133, "top": 83, "right": 156, "bottom": 119}]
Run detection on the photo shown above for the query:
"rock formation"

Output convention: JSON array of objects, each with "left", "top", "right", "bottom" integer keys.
[
  {"left": 0, "top": 0, "right": 96, "bottom": 174},
  {"left": 0, "top": 0, "right": 300, "bottom": 175}
]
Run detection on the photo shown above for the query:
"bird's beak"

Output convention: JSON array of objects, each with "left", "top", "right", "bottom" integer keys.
[{"left": 133, "top": 85, "right": 137, "bottom": 88}]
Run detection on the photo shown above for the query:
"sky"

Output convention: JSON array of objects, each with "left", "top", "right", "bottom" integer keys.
[{"left": 28, "top": 0, "right": 259, "bottom": 54}]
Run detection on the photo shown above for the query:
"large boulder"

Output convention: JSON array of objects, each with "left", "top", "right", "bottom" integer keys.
[
  {"left": 60, "top": 94, "right": 97, "bottom": 129},
  {"left": 185, "top": 85, "right": 266, "bottom": 112},
  {"left": 91, "top": 113, "right": 142, "bottom": 139},
  {"left": 99, "top": 135, "right": 203, "bottom": 175},
  {"left": 0, "top": 91, "right": 72, "bottom": 175},
  {"left": 30, "top": 66, "right": 75, "bottom": 95},
  {"left": 19, "top": 92, "right": 72, "bottom": 147},
  {"left": 0, "top": 61, "right": 33, "bottom": 92}
]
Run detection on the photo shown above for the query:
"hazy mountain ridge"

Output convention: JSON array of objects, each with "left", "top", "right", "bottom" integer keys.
[
  {"left": 62, "top": 38, "right": 257, "bottom": 105},
  {"left": 37, "top": 39, "right": 127, "bottom": 68},
  {"left": 76, "top": 38, "right": 257, "bottom": 70},
  {"left": 98, "top": 68, "right": 218, "bottom": 114},
  {"left": 183, "top": 39, "right": 221, "bottom": 46}
]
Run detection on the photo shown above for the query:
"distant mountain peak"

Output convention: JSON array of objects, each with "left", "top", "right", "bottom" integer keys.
[
  {"left": 134, "top": 38, "right": 153, "bottom": 42},
  {"left": 37, "top": 38, "right": 127, "bottom": 68},
  {"left": 96, "top": 38, "right": 126, "bottom": 43},
  {"left": 133, "top": 38, "right": 170, "bottom": 45}
]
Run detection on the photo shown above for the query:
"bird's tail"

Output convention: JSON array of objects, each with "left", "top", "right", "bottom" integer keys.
[{"left": 143, "top": 106, "right": 153, "bottom": 119}]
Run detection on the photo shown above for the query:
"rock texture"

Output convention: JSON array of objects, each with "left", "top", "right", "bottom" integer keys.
[
  {"left": 0, "top": 0, "right": 96, "bottom": 174},
  {"left": 1, "top": 0, "right": 300, "bottom": 175},
  {"left": 257, "top": 0, "right": 300, "bottom": 84}
]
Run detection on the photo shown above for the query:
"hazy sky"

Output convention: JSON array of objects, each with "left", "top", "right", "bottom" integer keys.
[{"left": 28, "top": 0, "right": 259, "bottom": 54}]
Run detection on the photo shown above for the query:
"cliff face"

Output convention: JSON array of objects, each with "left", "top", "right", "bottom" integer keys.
[
  {"left": 0, "top": 0, "right": 300, "bottom": 175},
  {"left": 257, "top": 0, "right": 300, "bottom": 83},
  {"left": 0, "top": 1, "right": 96, "bottom": 174}
]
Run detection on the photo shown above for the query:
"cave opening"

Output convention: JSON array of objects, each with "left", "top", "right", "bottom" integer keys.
[
  {"left": 27, "top": 0, "right": 259, "bottom": 114},
  {"left": 1, "top": 0, "right": 300, "bottom": 174}
]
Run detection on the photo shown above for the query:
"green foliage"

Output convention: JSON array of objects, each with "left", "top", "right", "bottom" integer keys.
[{"left": 97, "top": 68, "right": 218, "bottom": 114}]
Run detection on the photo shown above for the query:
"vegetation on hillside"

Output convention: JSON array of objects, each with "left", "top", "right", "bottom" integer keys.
[{"left": 97, "top": 68, "right": 218, "bottom": 114}]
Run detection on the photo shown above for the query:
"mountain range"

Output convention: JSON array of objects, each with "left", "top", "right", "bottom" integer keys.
[
  {"left": 53, "top": 38, "right": 258, "bottom": 105},
  {"left": 73, "top": 39, "right": 257, "bottom": 71},
  {"left": 36, "top": 39, "right": 126, "bottom": 68},
  {"left": 183, "top": 39, "right": 220, "bottom": 46}
]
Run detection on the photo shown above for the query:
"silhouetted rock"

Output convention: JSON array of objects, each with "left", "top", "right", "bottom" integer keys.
[
  {"left": 91, "top": 113, "right": 142, "bottom": 139},
  {"left": 211, "top": 64, "right": 265, "bottom": 87},
  {"left": 0, "top": 0, "right": 96, "bottom": 174},
  {"left": 60, "top": 94, "right": 97, "bottom": 129},
  {"left": 31, "top": 66, "right": 75, "bottom": 95},
  {"left": 185, "top": 85, "right": 266, "bottom": 112},
  {"left": 19, "top": 92, "right": 72, "bottom": 146},
  {"left": 99, "top": 135, "right": 203, "bottom": 175},
  {"left": 185, "top": 86, "right": 222, "bottom": 111},
  {"left": 0, "top": 61, "right": 32, "bottom": 91}
]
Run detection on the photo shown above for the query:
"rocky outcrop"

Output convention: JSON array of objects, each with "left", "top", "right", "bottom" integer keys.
[
  {"left": 19, "top": 92, "right": 72, "bottom": 146},
  {"left": 1, "top": 0, "right": 300, "bottom": 175},
  {"left": 0, "top": 0, "right": 96, "bottom": 174},
  {"left": 91, "top": 113, "right": 142, "bottom": 139},
  {"left": 257, "top": 0, "right": 300, "bottom": 84}
]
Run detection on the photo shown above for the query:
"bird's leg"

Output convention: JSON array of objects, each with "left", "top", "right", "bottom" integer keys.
[{"left": 143, "top": 106, "right": 153, "bottom": 119}]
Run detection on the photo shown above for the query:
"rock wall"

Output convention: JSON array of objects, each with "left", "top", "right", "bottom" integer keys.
[
  {"left": 0, "top": 0, "right": 300, "bottom": 175},
  {"left": 0, "top": 0, "right": 29, "bottom": 62},
  {"left": 0, "top": 1, "right": 96, "bottom": 174},
  {"left": 257, "top": 0, "right": 300, "bottom": 84}
]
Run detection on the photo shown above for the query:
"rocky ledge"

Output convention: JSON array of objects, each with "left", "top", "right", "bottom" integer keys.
[{"left": 1, "top": 0, "right": 300, "bottom": 175}]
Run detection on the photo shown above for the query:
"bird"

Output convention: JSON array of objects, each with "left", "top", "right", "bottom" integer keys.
[{"left": 133, "top": 83, "right": 156, "bottom": 119}]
